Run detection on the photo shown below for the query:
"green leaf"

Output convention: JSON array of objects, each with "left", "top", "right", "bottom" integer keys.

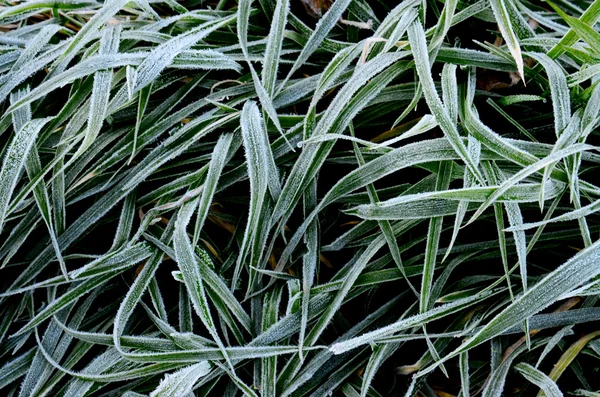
[
  {"left": 515, "top": 363, "right": 563, "bottom": 397},
  {"left": 132, "top": 15, "right": 237, "bottom": 94},
  {"left": 50, "top": 0, "right": 128, "bottom": 75},
  {"left": 408, "top": 21, "right": 484, "bottom": 184},
  {"left": 74, "top": 25, "right": 120, "bottom": 160},
  {"left": 330, "top": 291, "right": 492, "bottom": 354},
  {"left": 262, "top": 0, "right": 289, "bottom": 95},
  {"left": 149, "top": 362, "right": 211, "bottom": 397},
  {"left": 0, "top": 117, "right": 53, "bottom": 234},
  {"left": 490, "top": 0, "right": 525, "bottom": 81},
  {"left": 419, "top": 239, "right": 600, "bottom": 376},
  {"left": 234, "top": 101, "right": 272, "bottom": 290},
  {"left": 237, "top": 0, "right": 287, "bottom": 141},
  {"left": 173, "top": 198, "right": 234, "bottom": 370},
  {"left": 548, "top": 1, "right": 600, "bottom": 57},
  {"left": 280, "top": 0, "right": 352, "bottom": 90}
]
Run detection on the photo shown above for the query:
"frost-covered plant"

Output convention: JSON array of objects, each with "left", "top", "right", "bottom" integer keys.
[{"left": 1, "top": 0, "right": 600, "bottom": 396}]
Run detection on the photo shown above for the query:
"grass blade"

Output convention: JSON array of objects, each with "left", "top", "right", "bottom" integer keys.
[
  {"left": 490, "top": 0, "right": 525, "bottom": 81},
  {"left": 0, "top": 117, "right": 53, "bottom": 234},
  {"left": 515, "top": 363, "right": 563, "bottom": 397}
]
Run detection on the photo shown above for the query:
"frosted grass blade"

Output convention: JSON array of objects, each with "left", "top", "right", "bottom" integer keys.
[
  {"left": 0, "top": 24, "right": 62, "bottom": 104},
  {"left": 234, "top": 101, "right": 271, "bottom": 290},
  {"left": 528, "top": 53, "right": 571, "bottom": 139},
  {"left": 271, "top": 53, "right": 408, "bottom": 229},
  {"left": 1, "top": 1, "right": 599, "bottom": 394},
  {"left": 330, "top": 292, "right": 492, "bottom": 354},
  {"left": 408, "top": 21, "right": 484, "bottom": 183},
  {"left": 149, "top": 362, "right": 211, "bottom": 397},
  {"left": 418, "top": 239, "right": 600, "bottom": 376},
  {"left": 132, "top": 15, "right": 237, "bottom": 94},
  {"left": 50, "top": 0, "right": 128, "bottom": 75},
  {"left": 420, "top": 161, "right": 451, "bottom": 313},
  {"left": 262, "top": 0, "right": 289, "bottom": 96},
  {"left": 193, "top": 132, "right": 236, "bottom": 246},
  {"left": 9, "top": 88, "right": 67, "bottom": 278},
  {"left": 0, "top": 117, "right": 53, "bottom": 234},
  {"left": 460, "top": 351, "right": 469, "bottom": 397},
  {"left": 490, "top": 0, "right": 525, "bottom": 81},
  {"left": 280, "top": 0, "right": 352, "bottom": 91},
  {"left": 238, "top": 0, "right": 287, "bottom": 139},
  {"left": 74, "top": 25, "right": 120, "bottom": 160},
  {"left": 129, "top": 82, "right": 152, "bottom": 165},
  {"left": 173, "top": 198, "right": 234, "bottom": 371},
  {"left": 515, "top": 363, "right": 563, "bottom": 397},
  {"left": 482, "top": 343, "right": 529, "bottom": 397}
]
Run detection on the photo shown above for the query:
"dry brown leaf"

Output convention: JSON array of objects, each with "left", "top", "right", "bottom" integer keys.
[{"left": 299, "top": 0, "right": 332, "bottom": 18}]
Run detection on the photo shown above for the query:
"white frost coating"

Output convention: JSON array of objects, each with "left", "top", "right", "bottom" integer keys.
[
  {"left": 234, "top": 101, "right": 270, "bottom": 287},
  {"left": 444, "top": 135, "right": 481, "bottom": 261},
  {"left": 351, "top": 181, "right": 564, "bottom": 218},
  {"left": 569, "top": 64, "right": 600, "bottom": 86},
  {"left": 64, "top": 349, "right": 122, "bottom": 397},
  {"left": 8, "top": 54, "right": 144, "bottom": 114},
  {"left": 74, "top": 25, "right": 120, "bottom": 160},
  {"left": 442, "top": 63, "right": 459, "bottom": 123},
  {"left": 418, "top": 237, "right": 600, "bottom": 376},
  {"left": 173, "top": 199, "right": 234, "bottom": 371},
  {"left": 51, "top": 0, "right": 130, "bottom": 75},
  {"left": 535, "top": 327, "right": 573, "bottom": 367},
  {"left": 10, "top": 88, "right": 31, "bottom": 133},
  {"left": 372, "top": 114, "right": 438, "bottom": 147},
  {"left": 193, "top": 133, "right": 233, "bottom": 245},
  {"left": 0, "top": 118, "right": 52, "bottom": 234},
  {"left": 11, "top": 24, "right": 62, "bottom": 74},
  {"left": 76, "top": 69, "right": 112, "bottom": 157},
  {"left": 133, "top": 15, "right": 236, "bottom": 94},
  {"left": 382, "top": 5, "right": 418, "bottom": 53},
  {"left": 408, "top": 21, "right": 484, "bottom": 184},
  {"left": 275, "top": 138, "right": 456, "bottom": 270},
  {"left": 171, "top": 49, "right": 241, "bottom": 72},
  {"left": 504, "top": 202, "right": 528, "bottom": 291},
  {"left": 282, "top": 0, "right": 352, "bottom": 87},
  {"left": 302, "top": 43, "right": 362, "bottom": 138},
  {"left": 482, "top": 344, "right": 527, "bottom": 397},
  {"left": 0, "top": 245, "right": 151, "bottom": 298},
  {"left": 237, "top": 0, "right": 286, "bottom": 138},
  {"left": 330, "top": 292, "right": 490, "bottom": 354},
  {"left": 70, "top": 242, "right": 152, "bottom": 279},
  {"left": 529, "top": 52, "right": 571, "bottom": 137},
  {"left": 272, "top": 51, "right": 406, "bottom": 229},
  {"left": 490, "top": 0, "right": 525, "bottom": 81},
  {"left": 467, "top": 142, "right": 594, "bottom": 224},
  {"left": 149, "top": 362, "right": 211, "bottom": 397},
  {"left": 314, "top": 52, "right": 404, "bottom": 138},
  {"left": 515, "top": 363, "right": 563, "bottom": 397},
  {"left": 0, "top": 27, "right": 64, "bottom": 104},
  {"left": 262, "top": 0, "right": 289, "bottom": 95},
  {"left": 539, "top": 112, "right": 581, "bottom": 206}
]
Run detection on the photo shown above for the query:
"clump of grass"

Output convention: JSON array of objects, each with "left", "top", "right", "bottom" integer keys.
[{"left": 1, "top": 0, "right": 600, "bottom": 395}]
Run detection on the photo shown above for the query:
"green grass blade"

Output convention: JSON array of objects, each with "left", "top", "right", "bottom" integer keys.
[
  {"left": 238, "top": 0, "right": 287, "bottom": 140},
  {"left": 407, "top": 21, "right": 484, "bottom": 184},
  {"left": 280, "top": 0, "right": 352, "bottom": 90},
  {"left": 262, "top": 0, "right": 289, "bottom": 96},
  {"left": 515, "top": 363, "right": 563, "bottom": 397},
  {"left": 490, "top": 0, "right": 525, "bottom": 81},
  {"left": 149, "top": 362, "right": 211, "bottom": 397},
  {"left": 419, "top": 239, "right": 600, "bottom": 376},
  {"left": 0, "top": 117, "right": 53, "bottom": 234},
  {"left": 132, "top": 15, "right": 237, "bottom": 94}
]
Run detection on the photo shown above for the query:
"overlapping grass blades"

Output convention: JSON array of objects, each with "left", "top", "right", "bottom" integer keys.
[{"left": 1, "top": 0, "right": 600, "bottom": 396}]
